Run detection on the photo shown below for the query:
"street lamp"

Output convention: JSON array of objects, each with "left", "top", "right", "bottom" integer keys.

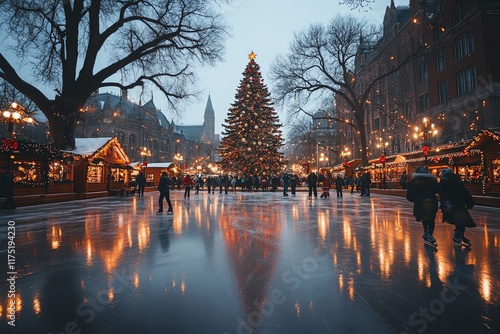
[
  {"left": 340, "top": 147, "right": 351, "bottom": 166},
  {"left": 319, "top": 152, "right": 329, "bottom": 168},
  {"left": 140, "top": 146, "right": 151, "bottom": 176},
  {"left": 2, "top": 102, "right": 33, "bottom": 138},
  {"left": 413, "top": 117, "right": 438, "bottom": 166},
  {"left": 174, "top": 152, "right": 184, "bottom": 171},
  {"left": 376, "top": 139, "right": 389, "bottom": 189}
]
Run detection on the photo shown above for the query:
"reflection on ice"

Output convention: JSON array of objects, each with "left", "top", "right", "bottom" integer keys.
[{"left": 0, "top": 192, "right": 499, "bottom": 333}]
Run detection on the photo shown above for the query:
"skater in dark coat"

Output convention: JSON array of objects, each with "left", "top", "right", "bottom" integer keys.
[
  {"left": 136, "top": 172, "right": 146, "bottom": 197},
  {"left": 307, "top": 172, "right": 317, "bottom": 199},
  {"left": 406, "top": 166, "right": 439, "bottom": 247},
  {"left": 439, "top": 168, "right": 476, "bottom": 247},
  {"left": 334, "top": 175, "right": 343, "bottom": 198},
  {"left": 157, "top": 172, "right": 173, "bottom": 214}
]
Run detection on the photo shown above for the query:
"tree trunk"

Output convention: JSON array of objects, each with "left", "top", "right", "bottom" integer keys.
[
  {"left": 354, "top": 107, "right": 370, "bottom": 166},
  {"left": 46, "top": 109, "right": 78, "bottom": 150}
]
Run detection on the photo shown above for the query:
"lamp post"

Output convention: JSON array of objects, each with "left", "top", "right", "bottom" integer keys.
[
  {"left": 376, "top": 139, "right": 389, "bottom": 189},
  {"left": 140, "top": 146, "right": 151, "bottom": 179},
  {"left": 341, "top": 147, "right": 351, "bottom": 167},
  {"left": 413, "top": 117, "right": 438, "bottom": 166},
  {"left": 2, "top": 102, "right": 33, "bottom": 138},
  {"left": 174, "top": 152, "right": 184, "bottom": 172}
]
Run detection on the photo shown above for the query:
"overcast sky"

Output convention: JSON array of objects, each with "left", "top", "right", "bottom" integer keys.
[{"left": 161, "top": 0, "right": 409, "bottom": 135}]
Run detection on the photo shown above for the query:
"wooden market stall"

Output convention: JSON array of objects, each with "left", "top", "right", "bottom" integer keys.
[
  {"left": 0, "top": 139, "right": 77, "bottom": 206},
  {"left": 463, "top": 129, "right": 500, "bottom": 196},
  {"left": 66, "top": 137, "right": 131, "bottom": 198}
]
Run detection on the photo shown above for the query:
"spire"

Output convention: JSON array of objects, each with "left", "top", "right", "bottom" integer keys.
[
  {"left": 391, "top": 0, "right": 395, "bottom": 8},
  {"left": 204, "top": 94, "right": 215, "bottom": 117}
]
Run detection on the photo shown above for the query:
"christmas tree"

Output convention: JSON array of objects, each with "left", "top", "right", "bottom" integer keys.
[{"left": 218, "top": 51, "right": 284, "bottom": 175}]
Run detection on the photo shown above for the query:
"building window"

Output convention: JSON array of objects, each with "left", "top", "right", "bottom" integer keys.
[
  {"left": 454, "top": 33, "right": 474, "bottom": 61},
  {"left": 457, "top": 65, "right": 477, "bottom": 96},
  {"left": 418, "top": 93, "right": 429, "bottom": 113},
  {"left": 390, "top": 72, "right": 397, "bottom": 98},
  {"left": 452, "top": 0, "right": 463, "bottom": 26},
  {"left": 115, "top": 131, "right": 124, "bottom": 143},
  {"left": 404, "top": 62, "right": 411, "bottom": 92},
  {"left": 405, "top": 102, "right": 412, "bottom": 120},
  {"left": 436, "top": 49, "right": 446, "bottom": 72},
  {"left": 419, "top": 60, "right": 428, "bottom": 84},
  {"left": 438, "top": 80, "right": 449, "bottom": 104}
]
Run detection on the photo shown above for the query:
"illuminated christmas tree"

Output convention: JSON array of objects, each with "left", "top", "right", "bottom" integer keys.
[{"left": 218, "top": 51, "right": 284, "bottom": 175}]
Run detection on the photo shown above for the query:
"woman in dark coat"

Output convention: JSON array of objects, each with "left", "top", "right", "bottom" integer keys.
[
  {"left": 406, "top": 166, "right": 439, "bottom": 247},
  {"left": 439, "top": 168, "right": 475, "bottom": 247}
]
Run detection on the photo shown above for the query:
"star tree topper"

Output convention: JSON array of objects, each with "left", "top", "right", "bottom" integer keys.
[{"left": 248, "top": 51, "right": 257, "bottom": 60}]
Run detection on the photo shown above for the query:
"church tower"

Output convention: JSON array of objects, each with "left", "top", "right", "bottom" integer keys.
[{"left": 201, "top": 95, "right": 215, "bottom": 144}]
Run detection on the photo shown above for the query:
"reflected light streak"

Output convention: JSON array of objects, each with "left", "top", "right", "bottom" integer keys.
[
  {"left": 15, "top": 295, "right": 22, "bottom": 313},
  {"left": 356, "top": 251, "right": 362, "bottom": 274},
  {"left": 343, "top": 220, "right": 352, "bottom": 248},
  {"left": 50, "top": 225, "right": 63, "bottom": 250},
  {"left": 33, "top": 293, "right": 41, "bottom": 314},
  {"left": 295, "top": 302, "right": 301, "bottom": 318},
  {"left": 347, "top": 277, "right": 355, "bottom": 301},
  {"left": 137, "top": 220, "right": 151, "bottom": 252},
  {"left": 180, "top": 281, "right": 187, "bottom": 294},
  {"left": 480, "top": 273, "right": 492, "bottom": 303},
  {"left": 86, "top": 240, "right": 93, "bottom": 266},
  {"left": 404, "top": 237, "right": 411, "bottom": 265},
  {"left": 417, "top": 251, "right": 425, "bottom": 283},
  {"left": 108, "top": 288, "right": 114, "bottom": 303},
  {"left": 338, "top": 274, "right": 344, "bottom": 292},
  {"left": 379, "top": 248, "right": 391, "bottom": 280},
  {"left": 134, "top": 272, "right": 140, "bottom": 289},
  {"left": 127, "top": 225, "right": 133, "bottom": 248},
  {"left": 317, "top": 211, "right": 329, "bottom": 241},
  {"left": 483, "top": 225, "right": 489, "bottom": 248}
]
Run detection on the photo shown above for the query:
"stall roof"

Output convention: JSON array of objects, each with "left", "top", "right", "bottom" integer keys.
[
  {"left": 130, "top": 162, "right": 174, "bottom": 168},
  {"left": 464, "top": 129, "right": 500, "bottom": 153},
  {"left": 65, "top": 138, "right": 113, "bottom": 156}
]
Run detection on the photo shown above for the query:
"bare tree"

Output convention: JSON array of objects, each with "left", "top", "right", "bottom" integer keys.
[
  {"left": 338, "top": 0, "right": 376, "bottom": 10},
  {"left": 270, "top": 15, "right": 422, "bottom": 166},
  {"left": 0, "top": 0, "right": 230, "bottom": 149}
]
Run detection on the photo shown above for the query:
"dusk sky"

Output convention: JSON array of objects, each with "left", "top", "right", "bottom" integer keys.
[{"left": 166, "top": 0, "right": 408, "bottom": 135}]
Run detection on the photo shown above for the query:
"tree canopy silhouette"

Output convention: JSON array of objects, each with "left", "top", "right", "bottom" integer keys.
[{"left": 0, "top": 0, "right": 230, "bottom": 149}]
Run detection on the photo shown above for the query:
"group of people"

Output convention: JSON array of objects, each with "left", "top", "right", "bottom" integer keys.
[{"left": 406, "top": 166, "right": 475, "bottom": 248}]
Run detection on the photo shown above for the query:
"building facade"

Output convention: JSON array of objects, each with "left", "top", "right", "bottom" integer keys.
[
  {"left": 75, "top": 91, "right": 219, "bottom": 168},
  {"left": 336, "top": 0, "right": 500, "bottom": 160}
]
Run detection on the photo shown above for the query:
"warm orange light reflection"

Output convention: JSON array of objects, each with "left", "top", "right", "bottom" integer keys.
[
  {"left": 50, "top": 225, "right": 63, "bottom": 249},
  {"left": 33, "top": 293, "right": 41, "bottom": 315},
  {"left": 295, "top": 302, "right": 301, "bottom": 318},
  {"left": 134, "top": 272, "right": 140, "bottom": 289}
]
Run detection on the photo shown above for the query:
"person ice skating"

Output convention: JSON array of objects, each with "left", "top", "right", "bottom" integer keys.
[
  {"left": 136, "top": 171, "right": 146, "bottom": 197},
  {"left": 406, "top": 166, "right": 439, "bottom": 247},
  {"left": 361, "top": 171, "right": 371, "bottom": 197},
  {"left": 182, "top": 174, "right": 194, "bottom": 198},
  {"left": 320, "top": 174, "right": 330, "bottom": 199},
  {"left": 307, "top": 171, "right": 317, "bottom": 199},
  {"left": 157, "top": 171, "right": 173, "bottom": 215},
  {"left": 281, "top": 173, "right": 290, "bottom": 197},
  {"left": 399, "top": 170, "right": 408, "bottom": 191},
  {"left": 290, "top": 174, "right": 299, "bottom": 196},
  {"left": 335, "top": 175, "right": 344, "bottom": 198},
  {"left": 439, "top": 168, "right": 476, "bottom": 247}
]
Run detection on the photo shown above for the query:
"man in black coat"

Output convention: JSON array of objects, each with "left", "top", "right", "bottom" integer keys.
[
  {"left": 406, "top": 166, "right": 439, "bottom": 247},
  {"left": 157, "top": 172, "right": 173, "bottom": 214},
  {"left": 307, "top": 172, "right": 317, "bottom": 199},
  {"left": 439, "top": 168, "right": 475, "bottom": 247},
  {"left": 136, "top": 171, "right": 146, "bottom": 197}
]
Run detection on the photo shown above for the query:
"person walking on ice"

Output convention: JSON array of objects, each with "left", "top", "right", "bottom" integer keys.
[
  {"left": 406, "top": 166, "right": 439, "bottom": 247},
  {"left": 157, "top": 171, "right": 173, "bottom": 215},
  {"left": 439, "top": 168, "right": 476, "bottom": 247}
]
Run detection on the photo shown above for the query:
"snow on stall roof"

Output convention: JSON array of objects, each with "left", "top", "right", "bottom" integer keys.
[
  {"left": 130, "top": 162, "right": 174, "bottom": 168},
  {"left": 64, "top": 137, "right": 113, "bottom": 156}
]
